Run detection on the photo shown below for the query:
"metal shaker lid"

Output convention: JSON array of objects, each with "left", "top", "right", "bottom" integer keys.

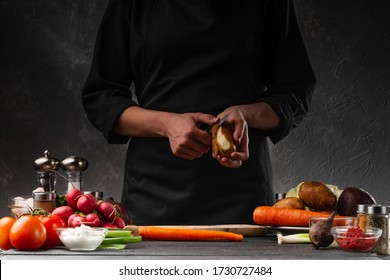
[
  {"left": 61, "top": 156, "right": 88, "bottom": 172},
  {"left": 357, "top": 204, "right": 377, "bottom": 213},
  {"left": 367, "top": 205, "right": 385, "bottom": 214},
  {"left": 33, "top": 191, "right": 56, "bottom": 201},
  {"left": 274, "top": 193, "right": 286, "bottom": 201},
  {"left": 33, "top": 150, "right": 60, "bottom": 171}
]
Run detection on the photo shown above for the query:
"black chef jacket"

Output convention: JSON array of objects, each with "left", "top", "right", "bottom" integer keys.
[{"left": 82, "top": 0, "right": 316, "bottom": 225}]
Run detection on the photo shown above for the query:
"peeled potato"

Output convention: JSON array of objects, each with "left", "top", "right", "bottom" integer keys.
[
  {"left": 298, "top": 181, "right": 337, "bottom": 211},
  {"left": 273, "top": 197, "right": 305, "bottom": 209},
  {"left": 211, "top": 122, "right": 236, "bottom": 157}
]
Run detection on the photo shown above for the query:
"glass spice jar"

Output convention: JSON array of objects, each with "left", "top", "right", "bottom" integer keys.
[
  {"left": 366, "top": 205, "right": 389, "bottom": 255},
  {"left": 356, "top": 204, "right": 377, "bottom": 231},
  {"left": 33, "top": 191, "right": 56, "bottom": 213}
]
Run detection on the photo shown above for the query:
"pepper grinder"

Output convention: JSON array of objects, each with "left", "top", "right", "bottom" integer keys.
[
  {"left": 61, "top": 156, "right": 88, "bottom": 192},
  {"left": 33, "top": 150, "right": 61, "bottom": 192}
]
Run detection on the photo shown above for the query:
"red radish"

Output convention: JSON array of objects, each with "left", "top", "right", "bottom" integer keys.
[
  {"left": 66, "top": 188, "right": 83, "bottom": 210},
  {"left": 77, "top": 194, "right": 98, "bottom": 214},
  {"left": 112, "top": 217, "right": 126, "bottom": 228},
  {"left": 97, "top": 202, "right": 117, "bottom": 223},
  {"left": 101, "top": 222, "right": 117, "bottom": 228},
  {"left": 67, "top": 213, "right": 85, "bottom": 227},
  {"left": 85, "top": 213, "right": 102, "bottom": 227},
  {"left": 52, "top": 206, "right": 74, "bottom": 226}
]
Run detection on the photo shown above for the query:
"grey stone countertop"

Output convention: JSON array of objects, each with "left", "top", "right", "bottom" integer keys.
[{"left": 1, "top": 233, "right": 389, "bottom": 260}]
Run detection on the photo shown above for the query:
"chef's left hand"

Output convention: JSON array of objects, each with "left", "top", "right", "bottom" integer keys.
[{"left": 215, "top": 107, "right": 249, "bottom": 168}]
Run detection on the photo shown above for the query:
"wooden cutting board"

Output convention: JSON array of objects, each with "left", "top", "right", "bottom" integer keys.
[{"left": 125, "top": 224, "right": 268, "bottom": 237}]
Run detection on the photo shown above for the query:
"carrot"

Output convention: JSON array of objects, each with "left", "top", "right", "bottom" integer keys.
[
  {"left": 137, "top": 226, "right": 243, "bottom": 241},
  {"left": 253, "top": 206, "right": 343, "bottom": 227}
]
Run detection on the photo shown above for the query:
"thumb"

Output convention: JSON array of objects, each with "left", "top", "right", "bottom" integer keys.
[
  {"left": 195, "top": 113, "right": 219, "bottom": 126},
  {"left": 233, "top": 121, "right": 245, "bottom": 144}
]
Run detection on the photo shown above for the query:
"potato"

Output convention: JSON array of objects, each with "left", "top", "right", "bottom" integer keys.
[
  {"left": 273, "top": 197, "right": 304, "bottom": 209},
  {"left": 298, "top": 181, "right": 337, "bottom": 211},
  {"left": 211, "top": 122, "right": 236, "bottom": 157}
]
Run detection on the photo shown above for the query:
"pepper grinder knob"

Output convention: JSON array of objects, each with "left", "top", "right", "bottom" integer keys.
[
  {"left": 33, "top": 150, "right": 61, "bottom": 172},
  {"left": 61, "top": 156, "right": 89, "bottom": 172}
]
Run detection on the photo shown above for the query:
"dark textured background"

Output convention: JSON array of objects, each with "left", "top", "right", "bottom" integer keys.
[{"left": 1, "top": 0, "right": 389, "bottom": 218}]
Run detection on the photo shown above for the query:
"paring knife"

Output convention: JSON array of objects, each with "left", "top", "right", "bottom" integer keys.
[{"left": 201, "top": 112, "right": 231, "bottom": 134}]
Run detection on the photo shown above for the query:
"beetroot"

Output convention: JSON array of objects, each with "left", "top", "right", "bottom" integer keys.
[
  {"left": 337, "top": 187, "right": 376, "bottom": 216},
  {"left": 309, "top": 212, "right": 336, "bottom": 249}
]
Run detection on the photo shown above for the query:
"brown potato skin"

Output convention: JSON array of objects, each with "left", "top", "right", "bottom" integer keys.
[
  {"left": 211, "top": 122, "right": 236, "bottom": 157},
  {"left": 298, "top": 181, "right": 337, "bottom": 211},
  {"left": 273, "top": 197, "right": 305, "bottom": 209}
]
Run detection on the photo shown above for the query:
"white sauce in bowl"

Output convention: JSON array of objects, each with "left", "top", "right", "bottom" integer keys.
[{"left": 57, "top": 225, "right": 107, "bottom": 251}]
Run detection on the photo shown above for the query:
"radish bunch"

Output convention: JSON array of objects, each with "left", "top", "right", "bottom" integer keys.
[{"left": 52, "top": 188, "right": 126, "bottom": 228}]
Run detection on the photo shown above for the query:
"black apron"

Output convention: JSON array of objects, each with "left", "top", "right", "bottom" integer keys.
[{"left": 123, "top": 1, "right": 273, "bottom": 225}]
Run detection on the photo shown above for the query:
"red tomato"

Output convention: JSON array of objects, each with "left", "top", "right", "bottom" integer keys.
[
  {"left": 0, "top": 216, "right": 16, "bottom": 250},
  {"left": 38, "top": 215, "right": 66, "bottom": 249},
  {"left": 9, "top": 215, "right": 47, "bottom": 250}
]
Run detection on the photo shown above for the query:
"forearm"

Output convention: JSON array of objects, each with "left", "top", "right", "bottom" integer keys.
[
  {"left": 239, "top": 102, "right": 281, "bottom": 131},
  {"left": 114, "top": 106, "right": 174, "bottom": 138}
]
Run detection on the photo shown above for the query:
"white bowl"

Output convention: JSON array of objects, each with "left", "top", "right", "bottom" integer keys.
[
  {"left": 56, "top": 225, "right": 107, "bottom": 251},
  {"left": 7, "top": 195, "right": 33, "bottom": 218}
]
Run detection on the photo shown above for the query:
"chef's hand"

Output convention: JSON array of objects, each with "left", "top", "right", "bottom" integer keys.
[
  {"left": 214, "top": 102, "right": 281, "bottom": 168},
  {"left": 165, "top": 112, "right": 218, "bottom": 160},
  {"left": 215, "top": 108, "right": 249, "bottom": 168}
]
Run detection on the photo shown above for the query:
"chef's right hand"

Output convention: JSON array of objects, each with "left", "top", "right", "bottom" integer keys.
[{"left": 165, "top": 113, "right": 218, "bottom": 160}]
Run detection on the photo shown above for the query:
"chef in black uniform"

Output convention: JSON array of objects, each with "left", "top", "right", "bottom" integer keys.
[{"left": 82, "top": 0, "right": 316, "bottom": 225}]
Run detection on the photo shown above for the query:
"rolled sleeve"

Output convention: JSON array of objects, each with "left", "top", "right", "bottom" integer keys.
[
  {"left": 258, "top": 0, "right": 316, "bottom": 143},
  {"left": 81, "top": 0, "right": 135, "bottom": 144}
]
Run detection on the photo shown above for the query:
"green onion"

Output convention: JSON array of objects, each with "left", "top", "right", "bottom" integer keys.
[{"left": 277, "top": 232, "right": 310, "bottom": 244}]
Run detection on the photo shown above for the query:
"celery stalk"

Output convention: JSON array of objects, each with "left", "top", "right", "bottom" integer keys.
[
  {"left": 106, "top": 229, "right": 132, "bottom": 238},
  {"left": 123, "top": 236, "right": 142, "bottom": 243},
  {"left": 277, "top": 233, "right": 310, "bottom": 244},
  {"left": 102, "top": 237, "right": 125, "bottom": 244},
  {"left": 99, "top": 244, "right": 127, "bottom": 250},
  {"left": 101, "top": 234, "right": 142, "bottom": 246}
]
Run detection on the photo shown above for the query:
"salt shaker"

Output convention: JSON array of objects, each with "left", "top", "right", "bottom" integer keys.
[{"left": 61, "top": 156, "right": 88, "bottom": 192}]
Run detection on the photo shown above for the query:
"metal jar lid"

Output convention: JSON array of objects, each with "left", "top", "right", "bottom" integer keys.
[
  {"left": 275, "top": 193, "right": 286, "bottom": 201},
  {"left": 33, "top": 150, "right": 60, "bottom": 172},
  {"left": 381, "top": 206, "right": 390, "bottom": 214},
  {"left": 61, "top": 156, "right": 89, "bottom": 172},
  {"left": 357, "top": 204, "right": 377, "bottom": 213},
  {"left": 367, "top": 205, "right": 386, "bottom": 214},
  {"left": 33, "top": 192, "right": 56, "bottom": 201}
]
